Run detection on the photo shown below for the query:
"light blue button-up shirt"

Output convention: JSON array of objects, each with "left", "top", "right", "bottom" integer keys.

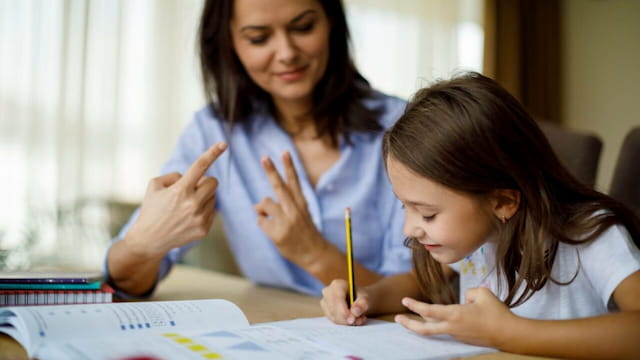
[{"left": 109, "top": 91, "right": 411, "bottom": 295}]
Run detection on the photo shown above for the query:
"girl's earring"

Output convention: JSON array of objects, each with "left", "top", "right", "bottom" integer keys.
[{"left": 501, "top": 215, "right": 507, "bottom": 224}]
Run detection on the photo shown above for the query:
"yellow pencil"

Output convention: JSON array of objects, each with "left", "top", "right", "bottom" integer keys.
[{"left": 345, "top": 207, "right": 357, "bottom": 307}]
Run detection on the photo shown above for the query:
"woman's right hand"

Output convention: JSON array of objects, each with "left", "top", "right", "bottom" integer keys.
[
  {"left": 321, "top": 279, "right": 370, "bottom": 326},
  {"left": 124, "top": 142, "right": 228, "bottom": 258}
]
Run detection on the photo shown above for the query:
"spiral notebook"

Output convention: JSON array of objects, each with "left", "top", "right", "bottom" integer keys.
[{"left": 0, "top": 283, "right": 114, "bottom": 306}]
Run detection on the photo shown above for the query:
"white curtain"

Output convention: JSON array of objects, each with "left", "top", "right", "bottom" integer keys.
[
  {"left": 345, "top": 0, "right": 484, "bottom": 99},
  {"left": 0, "top": 0, "right": 483, "bottom": 270},
  {"left": 0, "top": 0, "right": 205, "bottom": 269}
]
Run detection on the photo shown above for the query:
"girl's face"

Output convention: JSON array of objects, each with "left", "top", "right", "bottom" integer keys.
[
  {"left": 230, "top": 0, "right": 330, "bottom": 108},
  {"left": 386, "top": 155, "right": 495, "bottom": 264}
]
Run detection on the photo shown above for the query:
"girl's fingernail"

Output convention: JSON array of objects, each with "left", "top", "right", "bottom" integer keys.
[{"left": 347, "top": 316, "right": 355, "bottom": 325}]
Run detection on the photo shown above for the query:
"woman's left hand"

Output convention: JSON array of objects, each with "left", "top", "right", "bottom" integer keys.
[
  {"left": 395, "top": 287, "right": 517, "bottom": 348},
  {"left": 254, "top": 151, "right": 327, "bottom": 268}
]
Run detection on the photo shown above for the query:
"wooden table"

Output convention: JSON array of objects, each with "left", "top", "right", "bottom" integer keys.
[{"left": 0, "top": 265, "right": 555, "bottom": 359}]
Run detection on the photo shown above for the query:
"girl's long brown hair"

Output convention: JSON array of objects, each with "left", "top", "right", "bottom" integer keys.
[{"left": 383, "top": 72, "right": 640, "bottom": 307}]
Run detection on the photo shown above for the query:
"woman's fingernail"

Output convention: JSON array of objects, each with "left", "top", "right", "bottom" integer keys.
[
  {"left": 347, "top": 316, "right": 355, "bottom": 325},
  {"left": 352, "top": 307, "right": 362, "bottom": 317}
]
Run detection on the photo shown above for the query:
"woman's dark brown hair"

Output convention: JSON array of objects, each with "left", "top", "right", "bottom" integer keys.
[
  {"left": 198, "top": 0, "right": 382, "bottom": 145},
  {"left": 382, "top": 72, "right": 640, "bottom": 307}
]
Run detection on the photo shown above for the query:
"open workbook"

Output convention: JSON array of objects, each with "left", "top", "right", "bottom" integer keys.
[{"left": 0, "top": 299, "right": 495, "bottom": 360}]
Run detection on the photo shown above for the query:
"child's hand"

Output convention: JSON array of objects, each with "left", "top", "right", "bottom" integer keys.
[
  {"left": 320, "top": 279, "right": 369, "bottom": 326},
  {"left": 395, "top": 287, "right": 516, "bottom": 348}
]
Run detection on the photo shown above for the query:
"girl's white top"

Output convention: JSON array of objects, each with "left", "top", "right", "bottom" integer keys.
[{"left": 451, "top": 224, "right": 640, "bottom": 319}]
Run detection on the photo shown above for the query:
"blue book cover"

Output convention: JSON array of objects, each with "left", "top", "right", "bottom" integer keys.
[{"left": 0, "top": 281, "right": 102, "bottom": 290}]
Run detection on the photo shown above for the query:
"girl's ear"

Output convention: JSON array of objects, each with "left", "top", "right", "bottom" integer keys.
[{"left": 490, "top": 189, "right": 520, "bottom": 223}]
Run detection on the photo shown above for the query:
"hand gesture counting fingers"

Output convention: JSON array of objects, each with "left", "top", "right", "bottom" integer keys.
[
  {"left": 281, "top": 151, "right": 308, "bottom": 210},
  {"left": 178, "top": 142, "right": 227, "bottom": 188},
  {"left": 255, "top": 197, "right": 286, "bottom": 237},
  {"left": 395, "top": 288, "right": 516, "bottom": 348},
  {"left": 255, "top": 152, "right": 324, "bottom": 267},
  {"left": 126, "top": 142, "right": 227, "bottom": 257},
  {"left": 321, "top": 279, "right": 369, "bottom": 326},
  {"left": 259, "top": 153, "right": 308, "bottom": 214}
]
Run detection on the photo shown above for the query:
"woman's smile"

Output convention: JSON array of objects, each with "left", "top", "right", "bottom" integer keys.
[{"left": 275, "top": 65, "right": 308, "bottom": 82}]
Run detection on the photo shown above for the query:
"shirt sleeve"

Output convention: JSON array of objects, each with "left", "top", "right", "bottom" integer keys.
[{"left": 578, "top": 224, "right": 640, "bottom": 306}]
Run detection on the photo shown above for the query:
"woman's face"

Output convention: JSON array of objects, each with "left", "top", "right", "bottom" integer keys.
[
  {"left": 386, "top": 155, "right": 495, "bottom": 265},
  {"left": 230, "top": 0, "right": 330, "bottom": 108}
]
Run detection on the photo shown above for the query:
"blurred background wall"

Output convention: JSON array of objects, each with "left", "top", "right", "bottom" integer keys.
[{"left": 562, "top": 0, "right": 640, "bottom": 192}]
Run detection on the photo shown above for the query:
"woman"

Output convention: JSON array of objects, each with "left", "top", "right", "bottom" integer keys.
[{"left": 105, "top": 0, "right": 411, "bottom": 296}]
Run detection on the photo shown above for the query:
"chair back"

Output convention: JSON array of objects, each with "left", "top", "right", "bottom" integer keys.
[
  {"left": 609, "top": 127, "right": 640, "bottom": 218},
  {"left": 537, "top": 120, "right": 603, "bottom": 187}
]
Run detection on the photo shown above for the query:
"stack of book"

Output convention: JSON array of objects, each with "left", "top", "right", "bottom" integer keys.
[{"left": 0, "top": 271, "right": 114, "bottom": 306}]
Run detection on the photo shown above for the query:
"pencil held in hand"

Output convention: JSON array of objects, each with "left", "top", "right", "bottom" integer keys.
[{"left": 345, "top": 207, "right": 357, "bottom": 307}]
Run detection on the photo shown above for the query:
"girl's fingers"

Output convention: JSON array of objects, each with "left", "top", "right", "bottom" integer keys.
[
  {"left": 321, "top": 280, "right": 354, "bottom": 325},
  {"left": 395, "top": 314, "right": 449, "bottom": 336},
  {"left": 464, "top": 286, "right": 493, "bottom": 303},
  {"left": 401, "top": 297, "right": 454, "bottom": 322},
  {"left": 347, "top": 299, "right": 368, "bottom": 326},
  {"left": 353, "top": 315, "right": 368, "bottom": 326}
]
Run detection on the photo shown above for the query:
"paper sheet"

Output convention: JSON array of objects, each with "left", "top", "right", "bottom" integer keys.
[{"left": 270, "top": 317, "right": 496, "bottom": 360}]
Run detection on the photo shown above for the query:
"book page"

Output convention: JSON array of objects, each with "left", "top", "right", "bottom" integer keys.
[
  {"left": 270, "top": 317, "right": 496, "bottom": 360},
  {"left": 37, "top": 326, "right": 351, "bottom": 360},
  {"left": 0, "top": 299, "right": 248, "bottom": 357}
]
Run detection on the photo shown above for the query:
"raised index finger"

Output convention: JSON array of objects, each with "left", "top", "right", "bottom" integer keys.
[{"left": 179, "top": 142, "right": 227, "bottom": 188}]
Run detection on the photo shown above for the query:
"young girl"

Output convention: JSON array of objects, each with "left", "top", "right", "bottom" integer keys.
[{"left": 320, "top": 73, "right": 640, "bottom": 359}]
